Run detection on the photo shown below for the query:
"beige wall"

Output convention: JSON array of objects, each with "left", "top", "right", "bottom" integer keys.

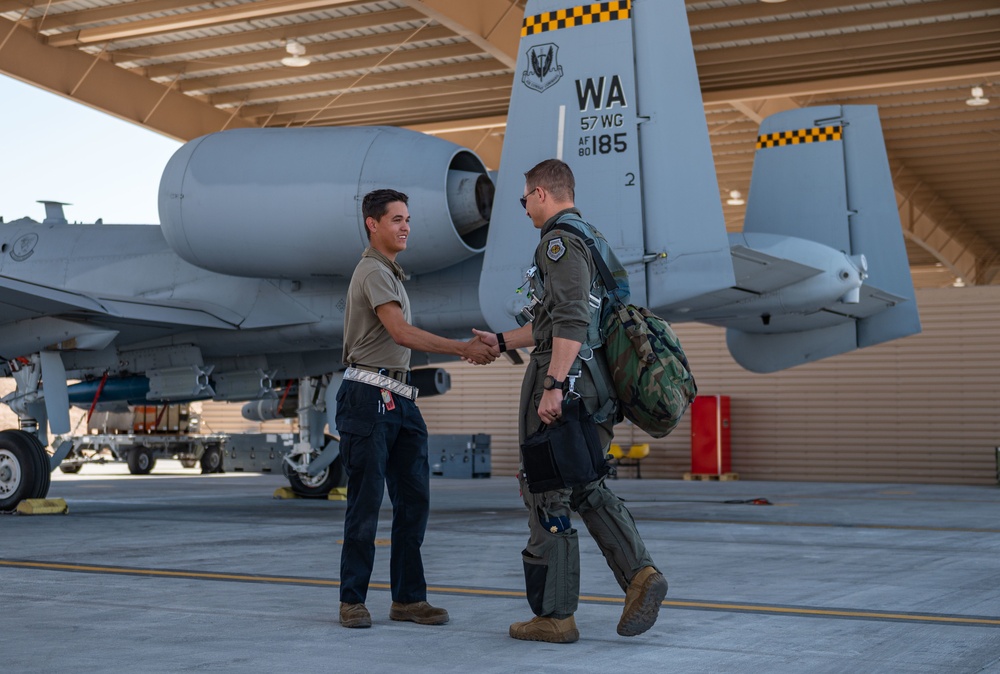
[
  {"left": 419, "top": 286, "right": 1000, "bottom": 485},
  {"left": 4, "top": 286, "right": 997, "bottom": 484}
]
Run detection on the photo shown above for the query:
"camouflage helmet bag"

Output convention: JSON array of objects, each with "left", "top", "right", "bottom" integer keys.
[
  {"left": 601, "top": 302, "right": 697, "bottom": 438},
  {"left": 553, "top": 219, "right": 697, "bottom": 438}
]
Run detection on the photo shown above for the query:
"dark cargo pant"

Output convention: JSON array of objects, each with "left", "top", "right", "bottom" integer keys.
[
  {"left": 518, "top": 349, "right": 658, "bottom": 618},
  {"left": 336, "top": 379, "right": 430, "bottom": 605}
]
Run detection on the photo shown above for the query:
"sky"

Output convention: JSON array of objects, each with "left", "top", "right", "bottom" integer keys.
[{"left": 1, "top": 74, "right": 182, "bottom": 225}]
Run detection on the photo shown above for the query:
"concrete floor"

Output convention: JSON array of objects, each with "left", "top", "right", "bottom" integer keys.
[{"left": 3, "top": 462, "right": 999, "bottom": 673}]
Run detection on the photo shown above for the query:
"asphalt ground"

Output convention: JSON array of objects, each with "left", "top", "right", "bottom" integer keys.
[{"left": 3, "top": 462, "right": 999, "bottom": 673}]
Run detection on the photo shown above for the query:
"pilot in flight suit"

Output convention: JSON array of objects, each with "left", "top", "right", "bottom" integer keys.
[{"left": 474, "top": 159, "right": 668, "bottom": 644}]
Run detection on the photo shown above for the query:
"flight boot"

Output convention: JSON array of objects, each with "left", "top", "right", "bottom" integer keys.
[
  {"left": 509, "top": 615, "right": 580, "bottom": 643},
  {"left": 340, "top": 602, "right": 372, "bottom": 628},
  {"left": 617, "top": 566, "right": 668, "bottom": 636},
  {"left": 389, "top": 601, "right": 450, "bottom": 625}
]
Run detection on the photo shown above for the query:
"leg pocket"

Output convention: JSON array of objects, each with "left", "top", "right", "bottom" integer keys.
[{"left": 522, "top": 550, "right": 549, "bottom": 616}]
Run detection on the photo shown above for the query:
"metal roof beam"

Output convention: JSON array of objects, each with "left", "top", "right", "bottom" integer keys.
[
  {"left": 31, "top": 0, "right": 219, "bottom": 31},
  {"left": 401, "top": 0, "right": 520, "bottom": 69},
  {"left": 108, "top": 7, "right": 426, "bottom": 61},
  {"left": 696, "top": 20, "right": 1000, "bottom": 70},
  {"left": 209, "top": 58, "right": 503, "bottom": 106},
  {"left": 0, "top": 15, "right": 253, "bottom": 141},
  {"left": 0, "top": 0, "right": 77, "bottom": 13},
  {"left": 690, "top": 0, "right": 999, "bottom": 48},
  {"left": 701, "top": 60, "right": 1000, "bottom": 102},
  {"left": 46, "top": 0, "right": 368, "bottom": 47},
  {"left": 407, "top": 115, "right": 508, "bottom": 135},
  {"left": 268, "top": 91, "right": 511, "bottom": 127},
  {"left": 180, "top": 42, "right": 482, "bottom": 93},
  {"left": 240, "top": 73, "right": 512, "bottom": 119},
  {"left": 894, "top": 162, "right": 992, "bottom": 284},
  {"left": 140, "top": 25, "right": 456, "bottom": 78}
]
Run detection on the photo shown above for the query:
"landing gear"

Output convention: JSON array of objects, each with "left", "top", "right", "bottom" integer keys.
[
  {"left": 279, "top": 374, "right": 347, "bottom": 498},
  {"left": 126, "top": 446, "right": 156, "bottom": 475},
  {"left": 0, "top": 429, "right": 51, "bottom": 511},
  {"left": 200, "top": 444, "right": 224, "bottom": 474},
  {"left": 285, "top": 450, "right": 344, "bottom": 498}
]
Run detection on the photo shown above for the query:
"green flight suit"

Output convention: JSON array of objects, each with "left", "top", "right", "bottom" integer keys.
[{"left": 517, "top": 208, "right": 659, "bottom": 619}]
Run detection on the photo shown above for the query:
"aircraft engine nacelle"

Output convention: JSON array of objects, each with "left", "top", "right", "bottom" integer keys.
[{"left": 158, "top": 126, "right": 494, "bottom": 279}]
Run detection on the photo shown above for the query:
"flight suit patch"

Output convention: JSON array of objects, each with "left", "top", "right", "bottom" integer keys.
[{"left": 546, "top": 237, "right": 566, "bottom": 262}]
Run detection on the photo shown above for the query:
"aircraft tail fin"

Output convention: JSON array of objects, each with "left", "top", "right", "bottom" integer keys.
[
  {"left": 727, "top": 105, "right": 920, "bottom": 372},
  {"left": 479, "top": 0, "right": 734, "bottom": 330}
]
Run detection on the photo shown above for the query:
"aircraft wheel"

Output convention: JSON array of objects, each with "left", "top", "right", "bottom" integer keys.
[
  {"left": 180, "top": 459, "right": 197, "bottom": 469},
  {"left": 200, "top": 445, "right": 224, "bottom": 474},
  {"left": 126, "top": 447, "right": 156, "bottom": 475},
  {"left": 0, "top": 429, "right": 50, "bottom": 510},
  {"left": 59, "top": 464, "right": 83, "bottom": 474},
  {"left": 285, "top": 452, "right": 345, "bottom": 499}
]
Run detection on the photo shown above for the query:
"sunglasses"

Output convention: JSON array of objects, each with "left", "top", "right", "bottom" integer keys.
[{"left": 519, "top": 187, "right": 539, "bottom": 209}]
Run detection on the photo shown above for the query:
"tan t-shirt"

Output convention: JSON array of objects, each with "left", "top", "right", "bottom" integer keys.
[{"left": 342, "top": 247, "right": 411, "bottom": 371}]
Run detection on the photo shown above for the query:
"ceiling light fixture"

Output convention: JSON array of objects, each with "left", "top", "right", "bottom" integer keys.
[
  {"left": 281, "top": 40, "right": 311, "bottom": 68},
  {"left": 966, "top": 86, "right": 989, "bottom": 107},
  {"left": 726, "top": 190, "right": 745, "bottom": 206}
]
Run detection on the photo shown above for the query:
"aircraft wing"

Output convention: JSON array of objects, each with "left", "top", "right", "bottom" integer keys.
[
  {"left": 0, "top": 274, "right": 115, "bottom": 321},
  {"left": 0, "top": 272, "right": 324, "bottom": 363},
  {"left": 0, "top": 273, "right": 238, "bottom": 329}
]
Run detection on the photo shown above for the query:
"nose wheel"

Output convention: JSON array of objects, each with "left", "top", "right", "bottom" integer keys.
[
  {"left": 0, "top": 429, "right": 51, "bottom": 511},
  {"left": 283, "top": 435, "right": 346, "bottom": 498}
]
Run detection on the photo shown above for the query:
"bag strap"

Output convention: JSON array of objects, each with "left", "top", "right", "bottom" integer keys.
[
  {"left": 553, "top": 219, "right": 620, "bottom": 295},
  {"left": 553, "top": 217, "right": 619, "bottom": 424}
]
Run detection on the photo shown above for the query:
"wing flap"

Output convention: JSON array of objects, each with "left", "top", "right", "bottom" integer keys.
[
  {"left": 98, "top": 298, "right": 238, "bottom": 329},
  {"left": 0, "top": 275, "right": 113, "bottom": 321}
]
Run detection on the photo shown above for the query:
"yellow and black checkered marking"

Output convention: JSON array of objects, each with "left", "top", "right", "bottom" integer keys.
[
  {"left": 521, "top": 0, "right": 631, "bottom": 37},
  {"left": 756, "top": 125, "right": 843, "bottom": 150}
]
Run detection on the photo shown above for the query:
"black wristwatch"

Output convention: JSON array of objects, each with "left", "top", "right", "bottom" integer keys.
[{"left": 542, "top": 375, "right": 565, "bottom": 391}]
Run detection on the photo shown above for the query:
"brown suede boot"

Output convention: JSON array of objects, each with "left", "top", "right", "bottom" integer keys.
[
  {"left": 389, "top": 601, "right": 450, "bottom": 625},
  {"left": 618, "top": 566, "right": 668, "bottom": 636},
  {"left": 509, "top": 615, "right": 580, "bottom": 643},
  {"left": 340, "top": 602, "right": 372, "bottom": 628}
]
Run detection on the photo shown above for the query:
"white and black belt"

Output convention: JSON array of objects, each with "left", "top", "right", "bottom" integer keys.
[{"left": 344, "top": 367, "right": 418, "bottom": 401}]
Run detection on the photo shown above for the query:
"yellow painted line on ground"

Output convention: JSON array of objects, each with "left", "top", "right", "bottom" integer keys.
[
  {"left": 660, "top": 600, "right": 1000, "bottom": 626},
  {"left": 642, "top": 517, "right": 1000, "bottom": 535},
  {"left": 0, "top": 559, "right": 342, "bottom": 586},
  {"left": 3, "top": 558, "right": 999, "bottom": 627}
]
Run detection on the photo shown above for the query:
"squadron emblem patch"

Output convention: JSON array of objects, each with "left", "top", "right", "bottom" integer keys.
[
  {"left": 546, "top": 237, "right": 566, "bottom": 262},
  {"left": 522, "top": 43, "right": 563, "bottom": 93}
]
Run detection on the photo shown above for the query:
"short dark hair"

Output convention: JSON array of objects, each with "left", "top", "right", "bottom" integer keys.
[
  {"left": 362, "top": 189, "right": 408, "bottom": 240},
  {"left": 524, "top": 159, "right": 575, "bottom": 202}
]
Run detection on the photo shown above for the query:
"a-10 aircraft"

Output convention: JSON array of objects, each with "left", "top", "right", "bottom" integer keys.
[{"left": 0, "top": 0, "right": 919, "bottom": 511}]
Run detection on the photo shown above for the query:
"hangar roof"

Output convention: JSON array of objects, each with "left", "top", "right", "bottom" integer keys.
[{"left": 2, "top": 0, "right": 998, "bottom": 287}]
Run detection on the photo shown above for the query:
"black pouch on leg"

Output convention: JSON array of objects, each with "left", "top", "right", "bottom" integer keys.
[{"left": 521, "top": 397, "right": 609, "bottom": 494}]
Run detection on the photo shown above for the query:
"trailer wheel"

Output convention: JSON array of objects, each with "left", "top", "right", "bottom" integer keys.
[
  {"left": 180, "top": 459, "right": 197, "bottom": 469},
  {"left": 0, "top": 429, "right": 50, "bottom": 510},
  {"left": 126, "top": 447, "right": 156, "bottom": 475},
  {"left": 200, "top": 445, "right": 224, "bottom": 474},
  {"left": 59, "top": 464, "right": 82, "bottom": 474}
]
